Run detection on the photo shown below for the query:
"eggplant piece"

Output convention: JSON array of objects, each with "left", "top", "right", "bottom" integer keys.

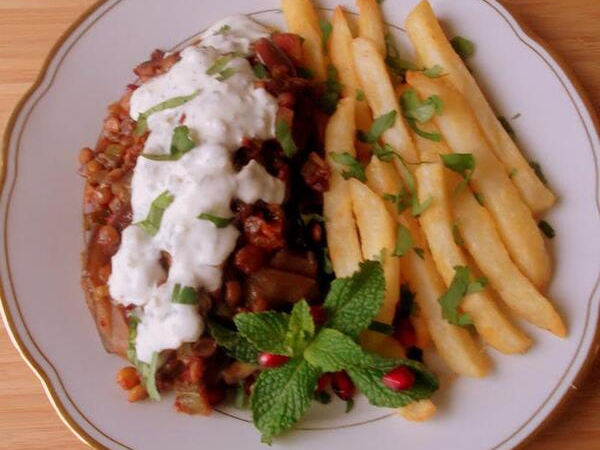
[
  {"left": 268, "top": 248, "right": 318, "bottom": 278},
  {"left": 245, "top": 267, "right": 319, "bottom": 305}
]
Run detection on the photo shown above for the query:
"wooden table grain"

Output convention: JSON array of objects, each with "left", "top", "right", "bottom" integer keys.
[{"left": 0, "top": 0, "right": 598, "bottom": 449}]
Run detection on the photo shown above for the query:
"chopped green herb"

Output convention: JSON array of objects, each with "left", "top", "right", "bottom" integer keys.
[
  {"left": 330, "top": 152, "right": 366, "bottom": 182},
  {"left": 529, "top": 161, "right": 548, "bottom": 184},
  {"left": 393, "top": 224, "right": 413, "bottom": 257},
  {"left": 412, "top": 195, "right": 433, "bottom": 217},
  {"left": 423, "top": 65, "right": 444, "bottom": 78},
  {"left": 383, "top": 191, "right": 411, "bottom": 214},
  {"left": 385, "top": 33, "right": 419, "bottom": 80},
  {"left": 136, "top": 190, "right": 175, "bottom": 236},
  {"left": 358, "top": 110, "right": 397, "bottom": 144},
  {"left": 171, "top": 283, "right": 198, "bottom": 305},
  {"left": 206, "top": 52, "right": 244, "bottom": 75},
  {"left": 474, "top": 192, "right": 485, "bottom": 205},
  {"left": 300, "top": 213, "right": 327, "bottom": 225},
  {"left": 498, "top": 116, "right": 515, "bottom": 138},
  {"left": 276, "top": 119, "right": 298, "bottom": 157},
  {"left": 322, "top": 247, "right": 334, "bottom": 275},
  {"left": 320, "top": 20, "right": 333, "bottom": 52},
  {"left": 509, "top": 168, "right": 518, "bottom": 179},
  {"left": 134, "top": 91, "right": 199, "bottom": 135},
  {"left": 438, "top": 266, "right": 487, "bottom": 327},
  {"left": 142, "top": 125, "right": 196, "bottom": 161},
  {"left": 320, "top": 64, "right": 343, "bottom": 115},
  {"left": 414, "top": 247, "right": 425, "bottom": 260},
  {"left": 450, "top": 36, "right": 475, "bottom": 60},
  {"left": 538, "top": 220, "right": 555, "bottom": 239},
  {"left": 400, "top": 89, "right": 443, "bottom": 124},
  {"left": 127, "top": 318, "right": 162, "bottom": 401},
  {"left": 198, "top": 212, "right": 234, "bottom": 228},
  {"left": 372, "top": 142, "right": 396, "bottom": 162},
  {"left": 345, "top": 398, "right": 355, "bottom": 413},
  {"left": 452, "top": 222, "right": 465, "bottom": 246},
  {"left": 356, "top": 89, "right": 366, "bottom": 101},
  {"left": 368, "top": 320, "right": 395, "bottom": 335},
  {"left": 252, "top": 63, "right": 268, "bottom": 80},
  {"left": 216, "top": 67, "right": 237, "bottom": 81},
  {"left": 407, "top": 118, "right": 442, "bottom": 142},
  {"left": 441, "top": 153, "right": 475, "bottom": 195},
  {"left": 214, "top": 24, "right": 231, "bottom": 35}
]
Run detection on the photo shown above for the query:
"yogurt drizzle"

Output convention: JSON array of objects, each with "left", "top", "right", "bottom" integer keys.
[{"left": 108, "top": 15, "right": 284, "bottom": 363}]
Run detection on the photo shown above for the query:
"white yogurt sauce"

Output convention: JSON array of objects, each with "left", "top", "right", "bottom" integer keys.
[{"left": 108, "top": 15, "right": 284, "bottom": 363}]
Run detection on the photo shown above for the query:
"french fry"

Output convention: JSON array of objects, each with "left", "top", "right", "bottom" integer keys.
[
  {"left": 349, "top": 178, "right": 400, "bottom": 326},
  {"left": 357, "top": 0, "right": 386, "bottom": 57},
  {"left": 416, "top": 161, "right": 532, "bottom": 354},
  {"left": 366, "top": 158, "right": 490, "bottom": 377},
  {"left": 405, "top": 0, "right": 556, "bottom": 215},
  {"left": 453, "top": 186, "right": 567, "bottom": 337},
  {"left": 281, "top": 0, "right": 327, "bottom": 82},
  {"left": 329, "top": 6, "right": 373, "bottom": 158},
  {"left": 324, "top": 97, "right": 363, "bottom": 277},
  {"left": 360, "top": 332, "right": 406, "bottom": 358},
  {"left": 406, "top": 71, "right": 551, "bottom": 291},
  {"left": 398, "top": 399, "right": 437, "bottom": 422}
]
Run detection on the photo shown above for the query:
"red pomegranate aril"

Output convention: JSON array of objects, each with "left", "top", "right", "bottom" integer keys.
[
  {"left": 258, "top": 352, "right": 290, "bottom": 368},
  {"left": 310, "top": 305, "right": 327, "bottom": 326},
  {"left": 394, "top": 317, "right": 417, "bottom": 348},
  {"left": 316, "top": 373, "right": 332, "bottom": 393},
  {"left": 332, "top": 371, "right": 355, "bottom": 401},
  {"left": 383, "top": 366, "right": 416, "bottom": 391}
]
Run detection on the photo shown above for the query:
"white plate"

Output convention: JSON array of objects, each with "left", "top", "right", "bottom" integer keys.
[{"left": 1, "top": 0, "right": 599, "bottom": 449}]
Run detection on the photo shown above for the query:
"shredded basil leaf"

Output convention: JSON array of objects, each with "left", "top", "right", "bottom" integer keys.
[
  {"left": 142, "top": 125, "right": 196, "bottom": 161},
  {"left": 171, "top": 283, "right": 198, "bottom": 305},
  {"left": 206, "top": 52, "right": 244, "bottom": 75},
  {"left": 393, "top": 224, "right": 413, "bottom": 257},
  {"left": 330, "top": 152, "right": 366, "bottom": 182},
  {"left": 198, "top": 212, "right": 235, "bottom": 228},
  {"left": 441, "top": 153, "right": 476, "bottom": 195},
  {"left": 216, "top": 67, "right": 237, "bottom": 81},
  {"left": 134, "top": 91, "right": 199, "bottom": 135},
  {"left": 320, "top": 20, "right": 333, "bottom": 52},
  {"left": 407, "top": 118, "right": 442, "bottom": 142},
  {"left": 136, "top": 191, "right": 175, "bottom": 236},
  {"left": 358, "top": 110, "right": 397, "bottom": 144},
  {"left": 276, "top": 119, "right": 298, "bottom": 158},
  {"left": 319, "top": 64, "right": 343, "bottom": 115}
]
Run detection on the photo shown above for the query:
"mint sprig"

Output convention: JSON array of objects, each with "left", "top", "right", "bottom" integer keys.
[
  {"left": 207, "top": 319, "right": 259, "bottom": 364},
  {"left": 234, "top": 311, "right": 291, "bottom": 355}
]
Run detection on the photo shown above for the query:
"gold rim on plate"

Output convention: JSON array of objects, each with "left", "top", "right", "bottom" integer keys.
[{"left": 0, "top": 1, "right": 599, "bottom": 450}]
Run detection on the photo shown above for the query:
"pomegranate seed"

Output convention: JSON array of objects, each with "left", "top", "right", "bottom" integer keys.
[
  {"left": 310, "top": 305, "right": 327, "bottom": 326},
  {"left": 258, "top": 352, "right": 290, "bottom": 368},
  {"left": 127, "top": 83, "right": 139, "bottom": 91},
  {"left": 383, "top": 366, "right": 416, "bottom": 391},
  {"left": 394, "top": 317, "right": 416, "bottom": 348},
  {"left": 316, "top": 373, "right": 332, "bottom": 393},
  {"left": 332, "top": 371, "right": 355, "bottom": 401}
]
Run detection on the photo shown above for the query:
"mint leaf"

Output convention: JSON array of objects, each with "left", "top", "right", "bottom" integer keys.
[
  {"left": 407, "top": 118, "right": 442, "bottom": 142},
  {"left": 323, "top": 260, "right": 385, "bottom": 339},
  {"left": 383, "top": 191, "right": 411, "bottom": 214},
  {"left": 329, "top": 152, "right": 366, "bottom": 182},
  {"left": 451, "top": 36, "right": 475, "bottom": 60},
  {"left": 393, "top": 224, "right": 413, "bottom": 257},
  {"left": 284, "top": 300, "right": 315, "bottom": 355},
  {"left": 401, "top": 89, "right": 443, "bottom": 123},
  {"left": 441, "top": 153, "right": 476, "bottom": 196},
  {"left": 171, "top": 283, "right": 197, "bottom": 305},
  {"left": 207, "top": 319, "right": 259, "bottom": 364},
  {"left": 304, "top": 328, "right": 365, "bottom": 371},
  {"left": 347, "top": 355, "right": 438, "bottom": 407},
  {"left": 438, "top": 265, "right": 482, "bottom": 326},
  {"left": 372, "top": 142, "right": 396, "bottom": 162},
  {"left": 251, "top": 358, "right": 321, "bottom": 444},
  {"left": 319, "top": 64, "right": 343, "bottom": 115},
  {"left": 134, "top": 91, "right": 199, "bottom": 135},
  {"left": 358, "top": 110, "right": 397, "bottom": 144},
  {"left": 276, "top": 119, "right": 297, "bottom": 158},
  {"left": 214, "top": 24, "right": 231, "bottom": 36},
  {"left": 142, "top": 125, "right": 196, "bottom": 161},
  {"left": 197, "top": 212, "right": 234, "bottom": 228},
  {"left": 539, "top": 220, "right": 555, "bottom": 239},
  {"left": 234, "top": 311, "right": 291, "bottom": 356},
  {"left": 135, "top": 190, "right": 174, "bottom": 236},
  {"left": 127, "top": 318, "right": 161, "bottom": 400}
]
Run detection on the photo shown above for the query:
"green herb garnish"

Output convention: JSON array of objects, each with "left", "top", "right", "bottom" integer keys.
[
  {"left": 206, "top": 52, "right": 244, "bottom": 75},
  {"left": 422, "top": 65, "right": 444, "bottom": 78},
  {"left": 358, "top": 110, "right": 397, "bottom": 144},
  {"left": 207, "top": 319, "right": 259, "bottom": 364},
  {"left": 451, "top": 36, "right": 475, "bottom": 60},
  {"left": 452, "top": 222, "right": 465, "bottom": 246},
  {"left": 439, "top": 266, "right": 487, "bottom": 326},
  {"left": 320, "top": 64, "right": 343, "bottom": 115},
  {"left": 142, "top": 125, "right": 196, "bottom": 161},
  {"left": 197, "top": 212, "right": 234, "bottom": 228},
  {"left": 320, "top": 20, "right": 333, "bottom": 52},
  {"left": 252, "top": 63, "right": 268, "bottom": 80},
  {"left": 214, "top": 24, "right": 231, "bottom": 35},
  {"left": 276, "top": 119, "right": 298, "bottom": 158},
  {"left": 127, "top": 317, "right": 162, "bottom": 400},
  {"left": 393, "top": 224, "right": 413, "bottom": 257},
  {"left": 538, "top": 220, "right": 555, "bottom": 239},
  {"left": 356, "top": 89, "right": 366, "bottom": 101},
  {"left": 136, "top": 190, "right": 174, "bottom": 236},
  {"left": 400, "top": 89, "right": 443, "bottom": 142},
  {"left": 134, "top": 91, "right": 199, "bottom": 135},
  {"left": 441, "top": 153, "right": 476, "bottom": 195},
  {"left": 330, "top": 152, "right": 366, "bottom": 182},
  {"left": 300, "top": 213, "right": 327, "bottom": 225},
  {"left": 171, "top": 283, "right": 198, "bottom": 305},
  {"left": 414, "top": 248, "right": 425, "bottom": 260}
]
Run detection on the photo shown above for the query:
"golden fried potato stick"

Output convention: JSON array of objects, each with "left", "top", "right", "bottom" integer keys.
[
  {"left": 330, "top": 6, "right": 373, "bottom": 158},
  {"left": 407, "top": 71, "right": 551, "bottom": 291},
  {"left": 357, "top": 0, "right": 387, "bottom": 57},
  {"left": 324, "top": 97, "right": 363, "bottom": 277},
  {"left": 281, "top": 0, "right": 327, "bottom": 81},
  {"left": 405, "top": 0, "right": 555, "bottom": 215},
  {"left": 366, "top": 158, "right": 490, "bottom": 377}
]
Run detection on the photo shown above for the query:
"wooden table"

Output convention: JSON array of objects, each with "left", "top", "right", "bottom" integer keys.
[{"left": 0, "top": 0, "right": 598, "bottom": 449}]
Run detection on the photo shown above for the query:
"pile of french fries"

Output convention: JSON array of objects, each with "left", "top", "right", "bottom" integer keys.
[{"left": 281, "top": 0, "right": 566, "bottom": 421}]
